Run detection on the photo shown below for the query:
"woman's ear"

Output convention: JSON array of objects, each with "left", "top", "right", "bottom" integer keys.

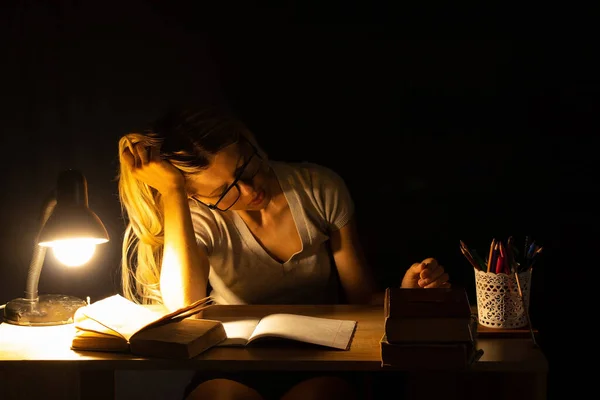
[
  {"left": 256, "top": 145, "right": 269, "bottom": 162},
  {"left": 242, "top": 130, "right": 269, "bottom": 161}
]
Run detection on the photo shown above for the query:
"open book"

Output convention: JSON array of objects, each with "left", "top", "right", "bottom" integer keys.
[
  {"left": 218, "top": 313, "right": 357, "bottom": 350},
  {"left": 71, "top": 294, "right": 226, "bottom": 359}
]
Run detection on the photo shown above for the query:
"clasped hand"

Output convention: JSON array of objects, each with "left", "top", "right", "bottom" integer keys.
[{"left": 401, "top": 258, "right": 450, "bottom": 289}]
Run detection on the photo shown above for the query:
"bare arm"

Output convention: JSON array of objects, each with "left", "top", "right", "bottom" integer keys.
[
  {"left": 330, "top": 218, "right": 379, "bottom": 304},
  {"left": 122, "top": 142, "right": 210, "bottom": 312},
  {"left": 330, "top": 218, "right": 451, "bottom": 306},
  {"left": 159, "top": 189, "right": 210, "bottom": 312}
]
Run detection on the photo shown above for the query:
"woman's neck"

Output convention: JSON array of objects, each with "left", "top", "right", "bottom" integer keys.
[{"left": 237, "top": 167, "right": 286, "bottom": 222}]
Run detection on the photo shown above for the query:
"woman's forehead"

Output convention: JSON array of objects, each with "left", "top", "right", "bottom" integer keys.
[{"left": 186, "top": 142, "right": 244, "bottom": 192}]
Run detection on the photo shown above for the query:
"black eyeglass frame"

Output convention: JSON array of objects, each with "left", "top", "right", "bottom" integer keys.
[{"left": 193, "top": 140, "right": 262, "bottom": 211}]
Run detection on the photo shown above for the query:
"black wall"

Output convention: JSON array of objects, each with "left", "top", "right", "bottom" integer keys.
[{"left": 1, "top": 2, "right": 596, "bottom": 394}]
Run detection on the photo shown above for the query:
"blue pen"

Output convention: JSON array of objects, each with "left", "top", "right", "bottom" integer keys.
[{"left": 527, "top": 242, "right": 536, "bottom": 259}]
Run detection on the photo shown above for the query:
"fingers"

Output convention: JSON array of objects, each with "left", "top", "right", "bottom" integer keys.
[
  {"left": 422, "top": 273, "right": 451, "bottom": 288},
  {"left": 121, "top": 146, "right": 135, "bottom": 168},
  {"left": 404, "top": 258, "right": 451, "bottom": 288},
  {"left": 418, "top": 258, "right": 450, "bottom": 288},
  {"left": 409, "top": 262, "right": 423, "bottom": 273},
  {"left": 134, "top": 143, "right": 149, "bottom": 167},
  {"left": 419, "top": 258, "right": 440, "bottom": 280},
  {"left": 122, "top": 142, "right": 155, "bottom": 169}
]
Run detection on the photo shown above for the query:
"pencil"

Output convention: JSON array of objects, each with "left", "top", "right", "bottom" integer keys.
[
  {"left": 514, "top": 271, "right": 538, "bottom": 347},
  {"left": 487, "top": 238, "right": 496, "bottom": 273},
  {"left": 470, "top": 249, "right": 488, "bottom": 271},
  {"left": 460, "top": 246, "right": 481, "bottom": 271},
  {"left": 460, "top": 240, "right": 481, "bottom": 269},
  {"left": 530, "top": 246, "right": 543, "bottom": 268}
]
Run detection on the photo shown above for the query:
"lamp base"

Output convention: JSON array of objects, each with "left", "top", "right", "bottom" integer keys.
[{"left": 3, "top": 294, "right": 87, "bottom": 326}]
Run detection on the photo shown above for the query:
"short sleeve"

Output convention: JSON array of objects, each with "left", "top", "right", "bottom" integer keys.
[{"left": 306, "top": 163, "right": 354, "bottom": 231}]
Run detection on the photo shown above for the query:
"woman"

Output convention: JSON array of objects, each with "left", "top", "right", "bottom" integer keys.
[{"left": 117, "top": 105, "right": 450, "bottom": 400}]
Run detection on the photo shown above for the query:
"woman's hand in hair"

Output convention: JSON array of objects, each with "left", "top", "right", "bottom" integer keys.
[{"left": 121, "top": 142, "right": 185, "bottom": 195}]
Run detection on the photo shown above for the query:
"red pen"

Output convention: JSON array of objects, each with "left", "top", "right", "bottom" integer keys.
[
  {"left": 495, "top": 251, "right": 504, "bottom": 274},
  {"left": 497, "top": 241, "right": 507, "bottom": 274}
]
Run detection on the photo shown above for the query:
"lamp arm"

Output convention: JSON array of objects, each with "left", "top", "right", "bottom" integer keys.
[{"left": 24, "top": 191, "right": 57, "bottom": 301}]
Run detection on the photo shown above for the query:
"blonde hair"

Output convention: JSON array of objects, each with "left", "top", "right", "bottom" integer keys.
[{"left": 117, "top": 107, "right": 246, "bottom": 304}]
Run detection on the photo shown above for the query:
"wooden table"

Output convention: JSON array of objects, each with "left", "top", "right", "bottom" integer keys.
[{"left": 0, "top": 304, "right": 548, "bottom": 400}]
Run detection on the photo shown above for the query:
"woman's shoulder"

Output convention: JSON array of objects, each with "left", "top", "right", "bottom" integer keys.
[
  {"left": 188, "top": 197, "right": 225, "bottom": 225},
  {"left": 272, "top": 160, "right": 345, "bottom": 185}
]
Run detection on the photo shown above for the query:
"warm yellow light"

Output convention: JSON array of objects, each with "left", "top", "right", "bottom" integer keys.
[{"left": 49, "top": 239, "right": 99, "bottom": 267}]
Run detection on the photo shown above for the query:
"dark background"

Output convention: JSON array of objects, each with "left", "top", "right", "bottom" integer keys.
[{"left": 1, "top": 1, "right": 596, "bottom": 397}]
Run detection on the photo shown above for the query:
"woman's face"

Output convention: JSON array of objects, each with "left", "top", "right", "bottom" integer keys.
[{"left": 185, "top": 139, "right": 271, "bottom": 211}]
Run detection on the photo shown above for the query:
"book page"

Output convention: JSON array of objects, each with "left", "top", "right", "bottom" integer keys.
[
  {"left": 217, "top": 318, "right": 261, "bottom": 346},
  {"left": 71, "top": 330, "right": 129, "bottom": 352},
  {"left": 248, "top": 314, "right": 357, "bottom": 350},
  {"left": 75, "top": 317, "right": 125, "bottom": 339},
  {"left": 81, "top": 295, "right": 165, "bottom": 341}
]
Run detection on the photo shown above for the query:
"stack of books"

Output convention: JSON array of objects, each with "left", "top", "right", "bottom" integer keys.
[{"left": 380, "top": 287, "right": 482, "bottom": 370}]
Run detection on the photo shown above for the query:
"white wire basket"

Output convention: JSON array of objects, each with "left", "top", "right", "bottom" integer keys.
[{"left": 474, "top": 268, "right": 532, "bottom": 329}]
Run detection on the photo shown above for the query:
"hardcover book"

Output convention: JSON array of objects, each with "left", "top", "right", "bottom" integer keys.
[
  {"left": 71, "top": 294, "right": 226, "bottom": 359},
  {"left": 380, "top": 334, "right": 482, "bottom": 370},
  {"left": 384, "top": 287, "right": 474, "bottom": 344}
]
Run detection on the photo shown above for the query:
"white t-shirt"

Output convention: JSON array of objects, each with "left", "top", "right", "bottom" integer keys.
[{"left": 189, "top": 160, "right": 354, "bottom": 305}]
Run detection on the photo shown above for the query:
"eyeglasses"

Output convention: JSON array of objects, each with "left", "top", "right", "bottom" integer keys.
[{"left": 193, "top": 141, "right": 263, "bottom": 211}]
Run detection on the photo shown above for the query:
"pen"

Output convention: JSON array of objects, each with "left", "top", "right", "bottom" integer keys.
[
  {"left": 506, "top": 237, "right": 516, "bottom": 272},
  {"left": 499, "top": 241, "right": 510, "bottom": 274},
  {"left": 495, "top": 252, "right": 504, "bottom": 274}
]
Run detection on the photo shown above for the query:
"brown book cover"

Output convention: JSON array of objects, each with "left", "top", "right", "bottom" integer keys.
[
  {"left": 71, "top": 294, "right": 225, "bottom": 359},
  {"left": 384, "top": 287, "right": 474, "bottom": 344},
  {"left": 384, "top": 287, "right": 472, "bottom": 319},
  {"left": 385, "top": 317, "right": 475, "bottom": 344},
  {"left": 129, "top": 318, "right": 226, "bottom": 359},
  {"left": 380, "top": 334, "right": 481, "bottom": 370},
  {"left": 72, "top": 318, "right": 226, "bottom": 359}
]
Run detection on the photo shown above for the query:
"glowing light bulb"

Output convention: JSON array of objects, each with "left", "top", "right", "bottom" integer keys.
[{"left": 50, "top": 239, "right": 97, "bottom": 267}]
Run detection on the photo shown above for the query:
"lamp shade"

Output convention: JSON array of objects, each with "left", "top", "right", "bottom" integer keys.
[
  {"left": 37, "top": 169, "right": 109, "bottom": 246},
  {"left": 3, "top": 168, "right": 109, "bottom": 326}
]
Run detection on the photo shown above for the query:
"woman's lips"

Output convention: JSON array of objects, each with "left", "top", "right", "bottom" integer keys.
[{"left": 249, "top": 189, "right": 265, "bottom": 205}]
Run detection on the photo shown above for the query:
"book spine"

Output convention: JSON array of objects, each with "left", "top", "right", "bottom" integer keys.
[
  {"left": 384, "top": 318, "right": 474, "bottom": 344},
  {"left": 384, "top": 287, "right": 391, "bottom": 318},
  {"left": 381, "top": 342, "right": 471, "bottom": 370}
]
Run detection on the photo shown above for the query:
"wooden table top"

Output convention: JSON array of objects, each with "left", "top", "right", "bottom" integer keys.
[{"left": 0, "top": 304, "right": 548, "bottom": 373}]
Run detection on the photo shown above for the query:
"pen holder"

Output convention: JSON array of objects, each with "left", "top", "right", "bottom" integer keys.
[{"left": 474, "top": 268, "right": 532, "bottom": 329}]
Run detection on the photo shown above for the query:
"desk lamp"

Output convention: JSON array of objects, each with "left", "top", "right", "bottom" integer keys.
[{"left": 3, "top": 169, "right": 109, "bottom": 326}]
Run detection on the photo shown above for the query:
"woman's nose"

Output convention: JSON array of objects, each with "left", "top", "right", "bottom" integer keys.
[{"left": 237, "top": 180, "right": 256, "bottom": 196}]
